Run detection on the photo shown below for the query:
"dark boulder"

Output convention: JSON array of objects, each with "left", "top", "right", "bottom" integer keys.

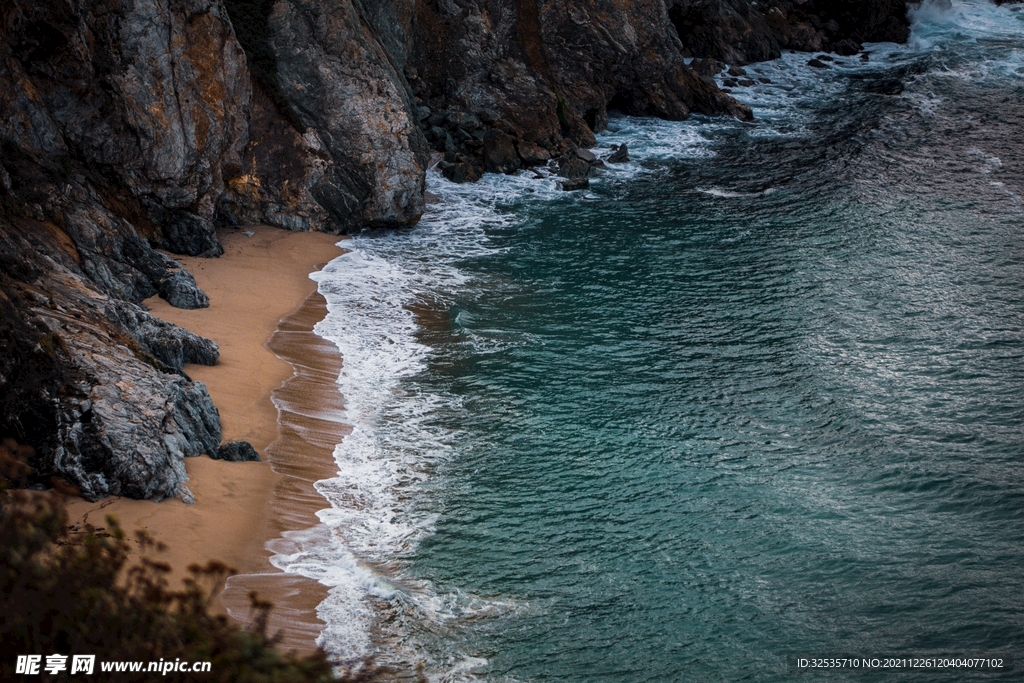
[
  {"left": 483, "top": 129, "right": 521, "bottom": 174},
  {"left": 608, "top": 144, "right": 630, "bottom": 164},
  {"left": 690, "top": 57, "right": 723, "bottom": 84},
  {"left": 156, "top": 269, "right": 210, "bottom": 310},
  {"left": 517, "top": 141, "right": 552, "bottom": 166},
  {"left": 440, "top": 160, "right": 485, "bottom": 184},
  {"left": 834, "top": 39, "right": 861, "bottom": 56},
  {"left": 560, "top": 177, "right": 590, "bottom": 191},
  {"left": 556, "top": 155, "right": 592, "bottom": 180},
  {"left": 807, "top": 58, "right": 830, "bottom": 69},
  {"left": 160, "top": 213, "right": 223, "bottom": 258},
  {"left": 214, "top": 441, "right": 261, "bottom": 462}
]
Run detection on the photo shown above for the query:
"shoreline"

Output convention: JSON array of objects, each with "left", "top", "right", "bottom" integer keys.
[
  {"left": 221, "top": 289, "right": 353, "bottom": 653},
  {"left": 65, "top": 225, "right": 345, "bottom": 652}
]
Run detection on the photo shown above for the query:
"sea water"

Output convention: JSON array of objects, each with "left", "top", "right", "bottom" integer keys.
[{"left": 276, "top": 1, "right": 1024, "bottom": 679}]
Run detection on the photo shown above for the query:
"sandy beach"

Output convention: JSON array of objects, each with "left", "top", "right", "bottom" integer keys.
[{"left": 65, "top": 225, "right": 346, "bottom": 652}]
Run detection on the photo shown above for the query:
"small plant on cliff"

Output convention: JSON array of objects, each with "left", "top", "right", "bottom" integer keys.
[{"left": 0, "top": 490, "right": 389, "bottom": 682}]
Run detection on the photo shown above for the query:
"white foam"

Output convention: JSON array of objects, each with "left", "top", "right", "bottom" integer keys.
[
  {"left": 267, "top": 168, "right": 557, "bottom": 673},
  {"left": 910, "top": 0, "right": 1024, "bottom": 50},
  {"left": 697, "top": 186, "right": 773, "bottom": 199}
]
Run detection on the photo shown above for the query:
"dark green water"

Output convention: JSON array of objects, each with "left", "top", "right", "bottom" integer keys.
[{"left": 307, "top": 3, "right": 1024, "bottom": 680}]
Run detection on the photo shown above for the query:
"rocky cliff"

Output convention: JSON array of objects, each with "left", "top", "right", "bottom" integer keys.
[
  {"left": 0, "top": 0, "right": 911, "bottom": 501},
  {"left": 668, "top": 0, "right": 910, "bottom": 65}
]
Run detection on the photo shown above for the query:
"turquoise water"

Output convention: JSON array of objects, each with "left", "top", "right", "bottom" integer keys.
[{"left": 291, "top": 2, "right": 1024, "bottom": 680}]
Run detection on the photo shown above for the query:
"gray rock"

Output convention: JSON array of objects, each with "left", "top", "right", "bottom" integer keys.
[
  {"left": 269, "top": 0, "right": 429, "bottom": 229},
  {"left": 47, "top": 318, "right": 222, "bottom": 501},
  {"left": 575, "top": 147, "right": 599, "bottom": 163},
  {"left": 157, "top": 269, "right": 210, "bottom": 310},
  {"left": 105, "top": 301, "right": 219, "bottom": 372},
  {"left": 214, "top": 441, "right": 261, "bottom": 462}
]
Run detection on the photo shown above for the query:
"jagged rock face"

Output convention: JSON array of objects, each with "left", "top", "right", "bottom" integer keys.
[
  {"left": 668, "top": 0, "right": 911, "bottom": 66},
  {"left": 218, "top": 86, "right": 332, "bottom": 232},
  {"left": 408, "top": 0, "right": 751, "bottom": 182},
  {"left": 105, "top": 301, "right": 220, "bottom": 374},
  {"left": 0, "top": 221, "right": 221, "bottom": 501},
  {"left": 269, "top": 0, "right": 430, "bottom": 229},
  {"left": 537, "top": 0, "right": 748, "bottom": 125},
  {"left": 1, "top": 0, "right": 251, "bottom": 250}
]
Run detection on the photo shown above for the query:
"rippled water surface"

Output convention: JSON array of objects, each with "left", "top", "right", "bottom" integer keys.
[{"left": 295, "top": 2, "right": 1024, "bottom": 680}]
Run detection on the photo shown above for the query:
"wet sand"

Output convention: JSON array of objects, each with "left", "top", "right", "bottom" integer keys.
[
  {"left": 65, "top": 225, "right": 346, "bottom": 653},
  {"left": 220, "top": 290, "right": 353, "bottom": 652}
]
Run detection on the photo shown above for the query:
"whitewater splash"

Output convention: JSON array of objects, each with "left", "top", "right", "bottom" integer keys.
[{"left": 269, "top": 0, "right": 1021, "bottom": 677}]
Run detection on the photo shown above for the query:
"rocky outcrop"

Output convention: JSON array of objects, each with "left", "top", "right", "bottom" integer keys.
[
  {"left": 0, "top": 0, "right": 914, "bottom": 501},
  {"left": 0, "top": 219, "right": 220, "bottom": 502},
  {"left": 2, "top": 0, "right": 251, "bottom": 249},
  {"left": 414, "top": 0, "right": 753, "bottom": 182},
  {"left": 105, "top": 301, "right": 220, "bottom": 374},
  {"left": 668, "top": 0, "right": 910, "bottom": 65},
  {"left": 267, "top": 0, "right": 430, "bottom": 229}
]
